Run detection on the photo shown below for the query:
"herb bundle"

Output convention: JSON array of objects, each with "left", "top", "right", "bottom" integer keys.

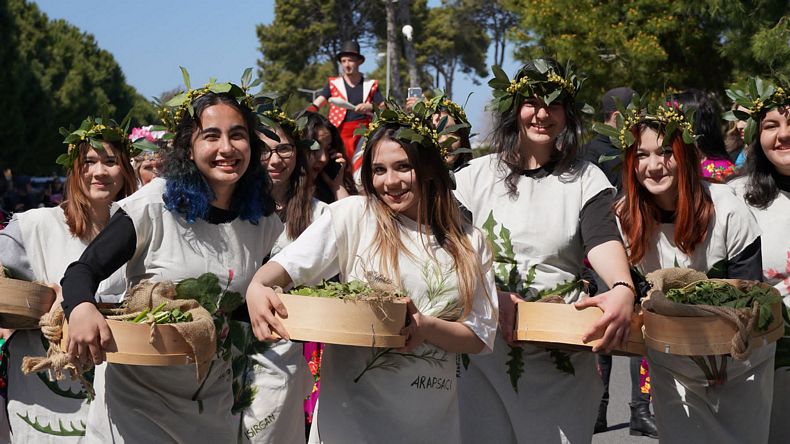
[{"left": 665, "top": 281, "right": 780, "bottom": 331}]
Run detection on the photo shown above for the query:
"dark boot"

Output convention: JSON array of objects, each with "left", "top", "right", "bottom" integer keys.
[
  {"left": 629, "top": 403, "right": 658, "bottom": 439},
  {"left": 594, "top": 400, "right": 607, "bottom": 434}
]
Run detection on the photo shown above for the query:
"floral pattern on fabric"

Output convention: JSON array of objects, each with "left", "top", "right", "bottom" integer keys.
[
  {"left": 640, "top": 358, "right": 651, "bottom": 395},
  {"left": 701, "top": 158, "right": 736, "bottom": 183},
  {"left": 303, "top": 342, "right": 323, "bottom": 424}
]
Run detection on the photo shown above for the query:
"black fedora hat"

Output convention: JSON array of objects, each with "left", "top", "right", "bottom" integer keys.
[{"left": 336, "top": 41, "right": 365, "bottom": 63}]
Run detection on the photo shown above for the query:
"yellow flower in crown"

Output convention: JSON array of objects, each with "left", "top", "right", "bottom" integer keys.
[
  {"left": 57, "top": 116, "right": 158, "bottom": 170},
  {"left": 593, "top": 92, "right": 696, "bottom": 156},
  {"left": 160, "top": 67, "right": 258, "bottom": 133},
  {"left": 725, "top": 77, "right": 790, "bottom": 144},
  {"left": 489, "top": 58, "right": 590, "bottom": 115}
]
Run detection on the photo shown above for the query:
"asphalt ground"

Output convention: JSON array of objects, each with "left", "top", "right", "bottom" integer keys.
[{"left": 592, "top": 356, "right": 658, "bottom": 444}]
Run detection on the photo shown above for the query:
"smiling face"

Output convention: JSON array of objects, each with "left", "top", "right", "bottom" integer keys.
[
  {"left": 189, "top": 103, "right": 251, "bottom": 198},
  {"left": 259, "top": 127, "right": 297, "bottom": 188},
  {"left": 518, "top": 97, "right": 567, "bottom": 147},
  {"left": 634, "top": 127, "right": 678, "bottom": 202},
  {"left": 81, "top": 143, "right": 126, "bottom": 206},
  {"left": 759, "top": 106, "right": 790, "bottom": 176},
  {"left": 371, "top": 138, "right": 419, "bottom": 220}
]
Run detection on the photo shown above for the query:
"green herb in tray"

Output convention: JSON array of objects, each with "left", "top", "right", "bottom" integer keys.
[
  {"left": 290, "top": 280, "right": 402, "bottom": 301},
  {"left": 127, "top": 302, "right": 193, "bottom": 324},
  {"left": 665, "top": 281, "right": 781, "bottom": 331}
]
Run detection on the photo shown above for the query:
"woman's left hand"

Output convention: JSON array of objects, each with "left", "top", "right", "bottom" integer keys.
[
  {"left": 574, "top": 285, "right": 634, "bottom": 353},
  {"left": 398, "top": 298, "right": 432, "bottom": 352}
]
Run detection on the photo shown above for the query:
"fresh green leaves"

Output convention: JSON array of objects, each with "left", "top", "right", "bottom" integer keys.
[
  {"left": 175, "top": 271, "right": 242, "bottom": 316},
  {"left": 666, "top": 281, "right": 781, "bottom": 331}
]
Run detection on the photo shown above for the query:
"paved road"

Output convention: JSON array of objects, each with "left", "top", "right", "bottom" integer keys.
[{"left": 592, "top": 356, "right": 657, "bottom": 444}]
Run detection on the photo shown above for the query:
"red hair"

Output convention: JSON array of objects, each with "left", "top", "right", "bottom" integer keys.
[
  {"left": 618, "top": 125, "right": 713, "bottom": 265},
  {"left": 63, "top": 141, "right": 137, "bottom": 240}
]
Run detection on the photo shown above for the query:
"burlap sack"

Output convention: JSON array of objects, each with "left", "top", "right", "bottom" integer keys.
[
  {"left": 642, "top": 267, "right": 766, "bottom": 360},
  {"left": 22, "top": 279, "right": 217, "bottom": 395},
  {"left": 114, "top": 280, "right": 216, "bottom": 381}
]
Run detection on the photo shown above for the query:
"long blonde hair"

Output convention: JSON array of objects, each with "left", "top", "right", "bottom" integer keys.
[{"left": 360, "top": 125, "right": 489, "bottom": 319}]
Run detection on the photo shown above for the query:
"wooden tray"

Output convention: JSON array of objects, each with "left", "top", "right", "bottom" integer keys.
[
  {"left": 276, "top": 293, "right": 407, "bottom": 347},
  {"left": 62, "top": 319, "right": 193, "bottom": 366},
  {"left": 643, "top": 301, "right": 784, "bottom": 356},
  {"left": 0, "top": 279, "right": 56, "bottom": 329},
  {"left": 515, "top": 302, "right": 646, "bottom": 356}
]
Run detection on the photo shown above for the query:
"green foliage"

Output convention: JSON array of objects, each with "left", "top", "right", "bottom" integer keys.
[
  {"left": 507, "top": 0, "right": 790, "bottom": 109},
  {"left": 16, "top": 412, "right": 86, "bottom": 437},
  {"left": 666, "top": 280, "right": 781, "bottom": 331},
  {"left": 505, "top": 345, "right": 524, "bottom": 392},
  {"left": 548, "top": 349, "right": 575, "bottom": 376},
  {"left": 413, "top": 1, "right": 489, "bottom": 99},
  {"left": 1, "top": 0, "right": 156, "bottom": 174},
  {"left": 290, "top": 280, "right": 388, "bottom": 299}
]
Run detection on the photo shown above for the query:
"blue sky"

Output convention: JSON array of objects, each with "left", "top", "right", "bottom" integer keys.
[{"left": 33, "top": 0, "right": 521, "bottom": 137}]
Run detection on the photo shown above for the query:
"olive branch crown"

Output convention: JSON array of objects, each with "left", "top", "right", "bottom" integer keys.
[
  {"left": 723, "top": 76, "right": 789, "bottom": 145},
  {"left": 488, "top": 59, "right": 592, "bottom": 115},
  {"left": 57, "top": 114, "right": 159, "bottom": 170},
  {"left": 354, "top": 96, "right": 471, "bottom": 159},
  {"left": 157, "top": 67, "right": 258, "bottom": 133},
  {"left": 254, "top": 94, "right": 319, "bottom": 152},
  {"left": 592, "top": 92, "right": 696, "bottom": 162}
]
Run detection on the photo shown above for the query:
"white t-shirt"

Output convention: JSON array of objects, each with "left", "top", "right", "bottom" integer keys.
[
  {"left": 272, "top": 195, "right": 497, "bottom": 444},
  {"left": 452, "top": 154, "right": 614, "bottom": 443}
]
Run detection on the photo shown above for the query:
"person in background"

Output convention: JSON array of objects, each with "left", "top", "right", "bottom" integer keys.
[
  {"left": 727, "top": 77, "right": 790, "bottom": 444},
  {"left": 129, "top": 125, "right": 167, "bottom": 186},
  {"left": 670, "top": 89, "right": 736, "bottom": 182},
  {"left": 302, "top": 111, "right": 357, "bottom": 203},
  {"left": 306, "top": 41, "right": 384, "bottom": 172},
  {"left": 724, "top": 104, "right": 749, "bottom": 168},
  {"left": 425, "top": 93, "right": 474, "bottom": 171},
  {"left": 583, "top": 87, "right": 658, "bottom": 438}
]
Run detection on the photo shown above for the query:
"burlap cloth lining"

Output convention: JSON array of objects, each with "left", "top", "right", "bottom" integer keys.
[
  {"left": 21, "top": 280, "right": 216, "bottom": 396},
  {"left": 642, "top": 268, "right": 761, "bottom": 361}
]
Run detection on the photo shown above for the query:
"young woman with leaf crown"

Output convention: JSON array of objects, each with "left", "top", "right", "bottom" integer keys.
[
  {"left": 234, "top": 99, "right": 327, "bottom": 443},
  {"left": 59, "top": 69, "right": 283, "bottom": 443},
  {"left": 0, "top": 116, "right": 137, "bottom": 443},
  {"left": 727, "top": 77, "right": 790, "bottom": 444},
  {"left": 246, "top": 101, "right": 497, "bottom": 443},
  {"left": 454, "top": 58, "right": 636, "bottom": 443},
  {"left": 602, "top": 94, "right": 768, "bottom": 443}
]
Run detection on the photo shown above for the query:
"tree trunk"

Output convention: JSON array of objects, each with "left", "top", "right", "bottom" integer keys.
[
  {"left": 399, "top": 0, "right": 419, "bottom": 88},
  {"left": 385, "top": 0, "right": 403, "bottom": 102}
]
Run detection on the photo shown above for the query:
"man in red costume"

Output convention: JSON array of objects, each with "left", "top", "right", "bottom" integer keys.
[{"left": 307, "top": 41, "right": 384, "bottom": 171}]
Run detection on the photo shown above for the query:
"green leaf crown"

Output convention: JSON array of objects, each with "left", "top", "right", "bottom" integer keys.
[
  {"left": 723, "top": 77, "right": 790, "bottom": 145},
  {"left": 158, "top": 67, "right": 259, "bottom": 133},
  {"left": 425, "top": 91, "right": 471, "bottom": 131},
  {"left": 254, "top": 94, "right": 318, "bottom": 152},
  {"left": 592, "top": 93, "right": 696, "bottom": 153},
  {"left": 355, "top": 98, "right": 470, "bottom": 158},
  {"left": 488, "top": 59, "right": 590, "bottom": 114},
  {"left": 57, "top": 115, "right": 154, "bottom": 170}
]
